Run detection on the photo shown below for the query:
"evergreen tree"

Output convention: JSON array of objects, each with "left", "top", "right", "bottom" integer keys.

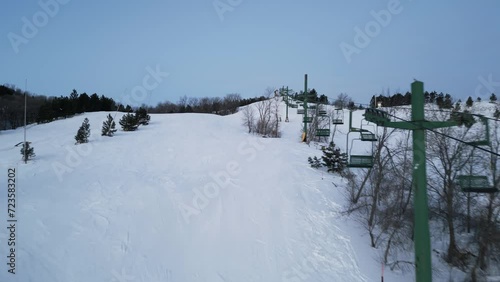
[
  {"left": 101, "top": 114, "right": 117, "bottom": 136},
  {"left": 429, "top": 91, "right": 437, "bottom": 104},
  {"left": 308, "top": 156, "right": 322, "bottom": 168},
  {"left": 494, "top": 108, "right": 500, "bottom": 119},
  {"left": 75, "top": 118, "right": 91, "bottom": 144},
  {"left": 20, "top": 142, "right": 35, "bottom": 161},
  {"left": 321, "top": 142, "right": 348, "bottom": 173},
  {"left": 476, "top": 96, "right": 482, "bottom": 102},
  {"left": 454, "top": 110, "right": 475, "bottom": 128},
  {"left": 88, "top": 93, "right": 101, "bottom": 111},
  {"left": 466, "top": 96, "right": 474, "bottom": 107},
  {"left": 435, "top": 94, "right": 444, "bottom": 108},
  {"left": 77, "top": 93, "right": 90, "bottom": 113},
  {"left": 135, "top": 107, "right": 151, "bottom": 125},
  {"left": 37, "top": 103, "right": 54, "bottom": 123},
  {"left": 119, "top": 113, "right": 139, "bottom": 131},
  {"left": 318, "top": 94, "right": 329, "bottom": 104},
  {"left": 442, "top": 94, "right": 453, "bottom": 109},
  {"left": 490, "top": 93, "right": 497, "bottom": 103}
]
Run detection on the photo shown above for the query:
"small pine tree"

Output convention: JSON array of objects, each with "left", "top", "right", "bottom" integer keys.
[
  {"left": 313, "top": 156, "right": 322, "bottom": 168},
  {"left": 494, "top": 108, "right": 500, "bottom": 119},
  {"left": 490, "top": 93, "right": 497, "bottom": 103},
  {"left": 321, "top": 142, "right": 348, "bottom": 173},
  {"left": 101, "top": 114, "right": 117, "bottom": 136},
  {"left": 443, "top": 94, "right": 453, "bottom": 109},
  {"left": 20, "top": 142, "right": 35, "bottom": 161},
  {"left": 135, "top": 107, "right": 151, "bottom": 125},
  {"left": 466, "top": 96, "right": 474, "bottom": 107},
  {"left": 119, "top": 113, "right": 139, "bottom": 131},
  {"left": 453, "top": 110, "right": 475, "bottom": 128},
  {"left": 477, "top": 97, "right": 482, "bottom": 102},
  {"left": 75, "top": 118, "right": 91, "bottom": 144},
  {"left": 308, "top": 156, "right": 322, "bottom": 168}
]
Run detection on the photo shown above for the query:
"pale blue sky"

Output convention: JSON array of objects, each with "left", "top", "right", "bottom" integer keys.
[{"left": 1, "top": 0, "right": 499, "bottom": 106}]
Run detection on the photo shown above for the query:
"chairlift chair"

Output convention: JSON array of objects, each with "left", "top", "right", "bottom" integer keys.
[
  {"left": 346, "top": 132, "right": 374, "bottom": 168},
  {"left": 457, "top": 137, "right": 498, "bottom": 193},
  {"left": 332, "top": 108, "right": 344, "bottom": 125},
  {"left": 364, "top": 108, "right": 390, "bottom": 126},
  {"left": 317, "top": 105, "right": 327, "bottom": 116},
  {"left": 360, "top": 121, "right": 377, "bottom": 141},
  {"left": 315, "top": 116, "right": 331, "bottom": 137},
  {"left": 458, "top": 175, "right": 498, "bottom": 193},
  {"left": 349, "top": 155, "right": 374, "bottom": 168},
  {"left": 316, "top": 129, "right": 330, "bottom": 137},
  {"left": 360, "top": 131, "right": 377, "bottom": 141}
]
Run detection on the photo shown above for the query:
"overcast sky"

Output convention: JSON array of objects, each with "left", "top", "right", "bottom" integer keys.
[{"left": 1, "top": 0, "right": 499, "bottom": 106}]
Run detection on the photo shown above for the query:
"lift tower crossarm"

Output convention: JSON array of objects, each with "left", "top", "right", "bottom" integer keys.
[{"left": 363, "top": 108, "right": 461, "bottom": 130}]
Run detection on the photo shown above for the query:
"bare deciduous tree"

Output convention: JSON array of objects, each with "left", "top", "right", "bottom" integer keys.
[
  {"left": 469, "top": 120, "right": 500, "bottom": 280},
  {"left": 344, "top": 118, "right": 415, "bottom": 272},
  {"left": 333, "top": 93, "right": 352, "bottom": 109},
  {"left": 427, "top": 113, "right": 473, "bottom": 267},
  {"left": 242, "top": 106, "right": 255, "bottom": 133},
  {"left": 253, "top": 88, "right": 281, "bottom": 137}
]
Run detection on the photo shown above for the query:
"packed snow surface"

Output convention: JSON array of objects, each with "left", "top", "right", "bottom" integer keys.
[{"left": 0, "top": 102, "right": 411, "bottom": 281}]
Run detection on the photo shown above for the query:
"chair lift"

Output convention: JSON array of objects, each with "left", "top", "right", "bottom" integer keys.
[
  {"left": 346, "top": 131, "right": 374, "bottom": 168},
  {"left": 332, "top": 108, "right": 344, "bottom": 125},
  {"left": 360, "top": 131, "right": 377, "bottom": 142},
  {"left": 316, "top": 116, "right": 331, "bottom": 137},
  {"left": 297, "top": 108, "right": 305, "bottom": 114},
  {"left": 303, "top": 116, "right": 313, "bottom": 123},
  {"left": 457, "top": 175, "right": 497, "bottom": 193},
  {"left": 360, "top": 120, "right": 377, "bottom": 141},
  {"left": 364, "top": 108, "right": 390, "bottom": 126},
  {"left": 458, "top": 127, "right": 498, "bottom": 193},
  {"left": 318, "top": 104, "right": 327, "bottom": 116}
]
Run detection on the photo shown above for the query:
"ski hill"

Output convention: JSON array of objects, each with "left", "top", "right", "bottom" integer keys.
[{"left": 3, "top": 98, "right": 481, "bottom": 282}]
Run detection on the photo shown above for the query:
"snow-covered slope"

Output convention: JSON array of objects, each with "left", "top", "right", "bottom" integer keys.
[{"left": 0, "top": 101, "right": 409, "bottom": 281}]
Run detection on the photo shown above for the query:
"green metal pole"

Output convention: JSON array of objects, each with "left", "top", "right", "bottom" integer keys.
[
  {"left": 411, "top": 81, "right": 432, "bottom": 282},
  {"left": 285, "top": 86, "right": 289, "bottom": 122},
  {"left": 364, "top": 80, "right": 468, "bottom": 282},
  {"left": 303, "top": 74, "right": 308, "bottom": 141},
  {"left": 349, "top": 110, "right": 353, "bottom": 131}
]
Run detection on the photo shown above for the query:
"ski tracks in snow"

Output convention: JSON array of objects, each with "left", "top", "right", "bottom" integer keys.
[{"left": 278, "top": 148, "right": 368, "bottom": 282}]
